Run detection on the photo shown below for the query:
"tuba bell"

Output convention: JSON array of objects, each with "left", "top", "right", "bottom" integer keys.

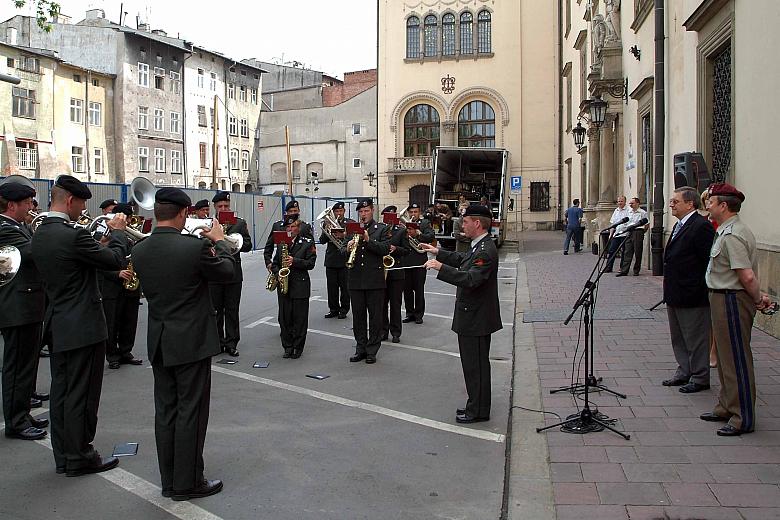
[
  {"left": 317, "top": 205, "right": 347, "bottom": 251},
  {"left": 0, "top": 245, "right": 21, "bottom": 287},
  {"left": 399, "top": 205, "right": 426, "bottom": 253}
]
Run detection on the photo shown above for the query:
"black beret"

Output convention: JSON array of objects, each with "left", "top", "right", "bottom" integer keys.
[
  {"left": 113, "top": 203, "right": 134, "bottom": 217},
  {"left": 155, "top": 187, "right": 191, "bottom": 208},
  {"left": 0, "top": 182, "right": 35, "bottom": 201},
  {"left": 356, "top": 198, "right": 373, "bottom": 209},
  {"left": 332, "top": 202, "right": 345, "bottom": 210},
  {"left": 283, "top": 214, "right": 301, "bottom": 226},
  {"left": 408, "top": 203, "right": 420, "bottom": 209},
  {"left": 193, "top": 199, "right": 210, "bottom": 210},
  {"left": 464, "top": 205, "right": 493, "bottom": 218},
  {"left": 381, "top": 205, "right": 397, "bottom": 214},
  {"left": 212, "top": 191, "right": 230, "bottom": 203},
  {"left": 285, "top": 199, "right": 299, "bottom": 211},
  {"left": 99, "top": 198, "right": 118, "bottom": 209},
  {"left": 55, "top": 175, "right": 92, "bottom": 199}
]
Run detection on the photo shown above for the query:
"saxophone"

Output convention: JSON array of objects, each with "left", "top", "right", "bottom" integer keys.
[
  {"left": 346, "top": 231, "right": 362, "bottom": 269},
  {"left": 123, "top": 258, "right": 140, "bottom": 291},
  {"left": 277, "top": 242, "right": 290, "bottom": 295},
  {"left": 265, "top": 269, "right": 278, "bottom": 292}
]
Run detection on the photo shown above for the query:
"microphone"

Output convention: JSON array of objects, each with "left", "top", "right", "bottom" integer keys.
[
  {"left": 603, "top": 216, "right": 629, "bottom": 231},
  {"left": 623, "top": 218, "right": 649, "bottom": 233}
]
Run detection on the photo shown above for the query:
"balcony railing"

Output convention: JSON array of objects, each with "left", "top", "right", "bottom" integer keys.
[{"left": 387, "top": 155, "right": 432, "bottom": 173}]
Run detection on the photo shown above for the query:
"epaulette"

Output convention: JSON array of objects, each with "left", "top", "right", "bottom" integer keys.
[{"left": 720, "top": 223, "right": 734, "bottom": 236}]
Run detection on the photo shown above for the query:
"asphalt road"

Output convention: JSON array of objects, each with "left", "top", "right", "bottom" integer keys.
[{"left": 0, "top": 244, "right": 518, "bottom": 520}]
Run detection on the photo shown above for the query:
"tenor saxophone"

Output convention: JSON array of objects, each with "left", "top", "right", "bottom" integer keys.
[{"left": 277, "top": 242, "right": 290, "bottom": 295}]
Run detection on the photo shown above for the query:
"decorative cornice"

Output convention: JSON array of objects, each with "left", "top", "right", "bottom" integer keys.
[
  {"left": 403, "top": 0, "right": 493, "bottom": 11},
  {"left": 684, "top": 0, "right": 731, "bottom": 32},
  {"left": 574, "top": 29, "right": 588, "bottom": 50},
  {"left": 629, "top": 76, "right": 654, "bottom": 101},
  {"left": 561, "top": 61, "right": 572, "bottom": 77}
]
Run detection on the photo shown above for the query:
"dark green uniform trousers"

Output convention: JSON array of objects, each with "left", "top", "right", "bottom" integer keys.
[
  {"left": 458, "top": 335, "right": 492, "bottom": 420},
  {"left": 2, "top": 322, "right": 42, "bottom": 432}
]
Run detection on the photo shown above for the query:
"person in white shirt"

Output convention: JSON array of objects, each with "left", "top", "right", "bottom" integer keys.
[
  {"left": 616, "top": 197, "right": 649, "bottom": 276},
  {"left": 604, "top": 196, "right": 630, "bottom": 272}
]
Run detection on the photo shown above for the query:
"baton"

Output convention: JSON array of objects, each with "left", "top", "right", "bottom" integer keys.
[{"left": 384, "top": 264, "right": 427, "bottom": 271}]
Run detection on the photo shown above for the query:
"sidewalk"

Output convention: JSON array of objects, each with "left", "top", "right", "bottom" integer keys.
[{"left": 510, "top": 231, "right": 780, "bottom": 520}]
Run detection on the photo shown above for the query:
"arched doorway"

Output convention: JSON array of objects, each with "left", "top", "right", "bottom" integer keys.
[{"left": 408, "top": 184, "right": 430, "bottom": 210}]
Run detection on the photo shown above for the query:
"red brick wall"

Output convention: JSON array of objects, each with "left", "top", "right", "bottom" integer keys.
[{"left": 322, "top": 69, "right": 377, "bottom": 107}]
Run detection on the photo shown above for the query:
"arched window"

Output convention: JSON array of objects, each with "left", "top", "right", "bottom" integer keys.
[
  {"left": 198, "top": 181, "right": 207, "bottom": 189},
  {"left": 442, "top": 13, "right": 456, "bottom": 56},
  {"left": 477, "top": 10, "right": 492, "bottom": 53},
  {"left": 404, "top": 104, "right": 440, "bottom": 157},
  {"left": 231, "top": 182, "right": 241, "bottom": 192},
  {"left": 244, "top": 183, "right": 253, "bottom": 193},
  {"left": 271, "top": 161, "right": 287, "bottom": 183},
  {"left": 292, "top": 160, "right": 301, "bottom": 179},
  {"left": 406, "top": 17, "right": 420, "bottom": 58},
  {"left": 458, "top": 101, "right": 496, "bottom": 148},
  {"left": 460, "top": 12, "right": 473, "bottom": 55},
  {"left": 424, "top": 15, "right": 438, "bottom": 57}
]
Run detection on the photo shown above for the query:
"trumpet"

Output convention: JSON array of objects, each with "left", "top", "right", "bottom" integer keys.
[
  {"left": 277, "top": 242, "right": 290, "bottom": 295},
  {"left": 184, "top": 218, "right": 243, "bottom": 254},
  {"left": 399, "top": 205, "right": 426, "bottom": 253},
  {"left": 27, "top": 210, "right": 47, "bottom": 233},
  {"left": 80, "top": 212, "right": 150, "bottom": 242}
]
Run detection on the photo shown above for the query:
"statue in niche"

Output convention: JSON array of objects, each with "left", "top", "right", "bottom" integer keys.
[
  {"left": 605, "top": 0, "right": 621, "bottom": 43},
  {"left": 591, "top": 14, "right": 607, "bottom": 72}
]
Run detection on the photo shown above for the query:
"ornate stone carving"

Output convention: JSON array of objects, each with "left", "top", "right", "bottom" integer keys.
[
  {"left": 442, "top": 120, "right": 456, "bottom": 132},
  {"left": 605, "top": 0, "right": 622, "bottom": 43},
  {"left": 441, "top": 74, "right": 456, "bottom": 94},
  {"left": 447, "top": 87, "right": 510, "bottom": 126},
  {"left": 591, "top": 14, "right": 607, "bottom": 73}
]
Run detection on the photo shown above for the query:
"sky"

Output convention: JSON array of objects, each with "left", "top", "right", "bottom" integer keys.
[{"left": 1, "top": 0, "right": 378, "bottom": 78}]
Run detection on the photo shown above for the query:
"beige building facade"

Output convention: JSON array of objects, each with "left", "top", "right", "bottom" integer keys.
[
  {"left": 561, "top": 0, "right": 780, "bottom": 337},
  {"left": 378, "top": 0, "right": 559, "bottom": 229}
]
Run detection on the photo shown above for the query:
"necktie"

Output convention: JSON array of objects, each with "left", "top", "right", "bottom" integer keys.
[{"left": 671, "top": 222, "right": 681, "bottom": 241}]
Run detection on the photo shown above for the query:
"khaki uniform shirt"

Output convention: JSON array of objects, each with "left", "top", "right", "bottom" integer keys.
[{"left": 705, "top": 215, "right": 758, "bottom": 290}]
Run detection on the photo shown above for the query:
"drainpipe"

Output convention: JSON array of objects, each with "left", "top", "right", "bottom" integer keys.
[
  {"left": 650, "top": 0, "right": 666, "bottom": 275},
  {"left": 557, "top": 0, "right": 564, "bottom": 230},
  {"left": 85, "top": 69, "right": 91, "bottom": 182}
]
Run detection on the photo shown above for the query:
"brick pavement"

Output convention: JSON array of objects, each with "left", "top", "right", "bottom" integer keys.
[{"left": 520, "top": 231, "right": 780, "bottom": 520}]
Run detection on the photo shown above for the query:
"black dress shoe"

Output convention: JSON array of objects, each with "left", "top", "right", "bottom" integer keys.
[
  {"left": 603, "top": 268, "right": 613, "bottom": 273},
  {"left": 337, "top": 313, "right": 347, "bottom": 319},
  {"left": 381, "top": 333, "right": 389, "bottom": 341},
  {"left": 29, "top": 416, "right": 49, "bottom": 428},
  {"left": 162, "top": 488, "right": 172, "bottom": 498},
  {"left": 662, "top": 377, "right": 687, "bottom": 386},
  {"left": 290, "top": 350, "right": 301, "bottom": 359},
  {"left": 402, "top": 317, "right": 415, "bottom": 323},
  {"left": 349, "top": 352, "right": 367, "bottom": 362},
  {"left": 615, "top": 272, "right": 628, "bottom": 277},
  {"left": 633, "top": 272, "right": 640, "bottom": 276},
  {"left": 108, "top": 361, "right": 121, "bottom": 369},
  {"left": 66, "top": 456, "right": 119, "bottom": 477},
  {"left": 226, "top": 348, "right": 239, "bottom": 357},
  {"left": 717, "top": 424, "right": 752, "bottom": 437},
  {"left": 56, "top": 466, "right": 65, "bottom": 474},
  {"left": 455, "top": 413, "right": 489, "bottom": 424},
  {"left": 415, "top": 318, "right": 423, "bottom": 324},
  {"left": 5, "top": 426, "right": 47, "bottom": 440},
  {"left": 679, "top": 382, "right": 710, "bottom": 393},
  {"left": 456, "top": 408, "right": 466, "bottom": 415},
  {"left": 324, "top": 311, "right": 339, "bottom": 318},
  {"left": 282, "top": 349, "right": 292, "bottom": 359},
  {"left": 365, "top": 355, "right": 376, "bottom": 364},
  {"left": 120, "top": 357, "right": 143, "bottom": 365},
  {"left": 392, "top": 336, "right": 400, "bottom": 343},
  {"left": 29, "top": 398, "right": 42, "bottom": 408},
  {"left": 700, "top": 412, "right": 728, "bottom": 422},
  {"left": 172, "top": 478, "right": 223, "bottom": 501},
  {"left": 39, "top": 347, "right": 50, "bottom": 358},
  {"left": 563, "top": 251, "right": 568, "bottom": 255},
  {"left": 32, "top": 392, "right": 49, "bottom": 401}
]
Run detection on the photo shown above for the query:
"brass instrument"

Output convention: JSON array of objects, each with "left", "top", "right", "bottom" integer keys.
[
  {"left": 399, "top": 205, "right": 426, "bottom": 253},
  {"left": 382, "top": 254, "right": 395, "bottom": 280},
  {"left": 0, "top": 245, "right": 21, "bottom": 287},
  {"left": 346, "top": 225, "right": 363, "bottom": 269},
  {"left": 184, "top": 218, "right": 243, "bottom": 254},
  {"left": 123, "top": 257, "right": 140, "bottom": 291},
  {"left": 317, "top": 205, "right": 347, "bottom": 251},
  {"left": 82, "top": 213, "right": 150, "bottom": 242},
  {"left": 277, "top": 242, "right": 290, "bottom": 295},
  {"left": 265, "top": 270, "right": 278, "bottom": 292},
  {"left": 28, "top": 210, "right": 47, "bottom": 233}
]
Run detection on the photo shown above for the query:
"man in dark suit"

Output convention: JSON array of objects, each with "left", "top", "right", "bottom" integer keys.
[
  {"left": 421, "top": 205, "right": 502, "bottom": 424},
  {"left": 273, "top": 215, "right": 317, "bottom": 358},
  {"left": 662, "top": 187, "right": 716, "bottom": 393},
  {"left": 31, "top": 175, "right": 128, "bottom": 476},
  {"left": 133, "top": 187, "right": 235, "bottom": 501},
  {"left": 320, "top": 201, "right": 352, "bottom": 319},
  {"left": 402, "top": 203, "right": 435, "bottom": 324},
  {"left": 209, "top": 191, "right": 252, "bottom": 357},
  {"left": 381, "top": 206, "right": 410, "bottom": 343},
  {"left": 264, "top": 199, "right": 313, "bottom": 270},
  {"left": 348, "top": 198, "right": 391, "bottom": 364},
  {"left": 100, "top": 202, "right": 143, "bottom": 370},
  {"left": 0, "top": 181, "right": 48, "bottom": 440}
]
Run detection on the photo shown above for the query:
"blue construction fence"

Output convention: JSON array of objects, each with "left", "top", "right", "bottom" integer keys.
[{"left": 15, "top": 178, "right": 362, "bottom": 251}]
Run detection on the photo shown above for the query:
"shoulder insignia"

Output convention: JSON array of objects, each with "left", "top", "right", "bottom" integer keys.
[
  {"left": 209, "top": 246, "right": 217, "bottom": 257},
  {"left": 474, "top": 257, "right": 485, "bottom": 267},
  {"left": 310, "top": 245, "right": 316, "bottom": 254}
]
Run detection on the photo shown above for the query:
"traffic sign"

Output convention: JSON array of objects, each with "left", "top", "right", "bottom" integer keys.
[
  {"left": 257, "top": 200, "right": 264, "bottom": 212},
  {"left": 510, "top": 176, "right": 522, "bottom": 192}
]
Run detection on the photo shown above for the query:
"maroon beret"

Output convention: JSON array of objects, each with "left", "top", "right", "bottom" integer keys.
[{"left": 708, "top": 182, "right": 745, "bottom": 202}]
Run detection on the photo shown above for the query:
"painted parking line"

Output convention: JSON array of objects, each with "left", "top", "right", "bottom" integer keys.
[
  {"left": 424, "top": 311, "right": 514, "bottom": 328},
  {"left": 245, "top": 316, "right": 273, "bottom": 328},
  {"left": 425, "top": 290, "right": 514, "bottom": 302},
  {"left": 211, "top": 365, "right": 505, "bottom": 444}
]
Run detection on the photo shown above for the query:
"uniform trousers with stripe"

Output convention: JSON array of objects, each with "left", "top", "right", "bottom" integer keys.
[{"left": 709, "top": 290, "right": 757, "bottom": 431}]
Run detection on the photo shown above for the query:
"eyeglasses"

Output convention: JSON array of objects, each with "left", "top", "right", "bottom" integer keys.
[{"left": 669, "top": 199, "right": 691, "bottom": 205}]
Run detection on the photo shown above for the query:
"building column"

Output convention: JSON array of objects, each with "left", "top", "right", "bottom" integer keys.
[
  {"left": 586, "top": 126, "right": 600, "bottom": 208},
  {"left": 598, "top": 113, "right": 616, "bottom": 207}
]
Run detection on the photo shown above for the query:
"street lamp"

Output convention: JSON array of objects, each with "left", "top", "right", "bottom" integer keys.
[
  {"left": 588, "top": 96, "right": 608, "bottom": 128},
  {"left": 573, "top": 121, "right": 587, "bottom": 150},
  {"left": 364, "top": 171, "right": 379, "bottom": 208}
]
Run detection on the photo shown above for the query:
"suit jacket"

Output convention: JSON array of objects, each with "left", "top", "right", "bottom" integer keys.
[
  {"left": 386, "top": 224, "right": 410, "bottom": 281},
  {"left": 319, "top": 218, "right": 354, "bottom": 268},
  {"left": 437, "top": 235, "right": 502, "bottom": 336},
  {"left": 404, "top": 218, "right": 435, "bottom": 266},
  {"left": 31, "top": 216, "right": 128, "bottom": 351},
  {"left": 0, "top": 215, "right": 45, "bottom": 328},
  {"left": 264, "top": 219, "right": 313, "bottom": 265},
  {"left": 663, "top": 211, "right": 716, "bottom": 308},
  {"left": 132, "top": 227, "right": 235, "bottom": 367},
  {"left": 272, "top": 234, "right": 317, "bottom": 299},
  {"left": 347, "top": 220, "right": 391, "bottom": 290},
  {"left": 210, "top": 217, "right": 252, "bottom": 284}
]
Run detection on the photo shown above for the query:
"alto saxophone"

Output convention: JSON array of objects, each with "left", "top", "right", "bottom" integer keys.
[
  {"left": 123, "top": 259, "right": 140, "bottom": 291},
  {"left": 265, "top": 269, "right": 278, "bottom": 292},
  {"left": 277, "top": 242, "right": 290, "bottom": 295}
]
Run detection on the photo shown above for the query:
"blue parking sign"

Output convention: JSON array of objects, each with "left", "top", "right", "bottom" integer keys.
[{"left": 510, "top": 176, "right": 522, "bottom": 192}]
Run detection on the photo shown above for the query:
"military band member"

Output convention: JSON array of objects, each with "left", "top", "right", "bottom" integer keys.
[
  {"left": 347, "top": 198, "right": 391, "bottom": 364},
  {"left": 273, "top": 216, "right": 317, "bottom": 358},
  {"left": 0, "top": 181, "right": 48, "bottom": 440},
  {"left": 320, "top": 201, "right": 352, "bottom": 319},
  {"left": 402, "top": 203, "right": 435, "bottom": 324},
  {"left": 264, "top": 199, "right": 313, "bottom": 270},
  {"left": 31, "top": 175, "right": 128, "bottom": 476},
  {"left": 381, "top": 206, "right": 410, "bottom": 343},
  {"left": 209, "top": 191, "right": 252, "bottom": 357},
  {"left": 100, "top": 203, "right": 143, "bottom": 370},
  {"left": 133, "top": 187, "right": 234, "bottom": 500},
  {"left": 193, "top": 199, "right": 210, "bottom": 219},
  {"left": 99, "top": 198, "right": 118, "bottom": 216},
  {"left": 421, "top": 205, "right": 501, "bottom": 424}
]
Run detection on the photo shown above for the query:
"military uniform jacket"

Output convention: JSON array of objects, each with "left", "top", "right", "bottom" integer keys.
[
  {"left": 403, "top": 218, "right": 435, "bottom": 266},
  {"left": 264, "top": 219, "right": 313, "bottom": 265},
  {"left": 348, "top": 220, "right": 391, "bottom": 290},
  {"left": 436, "top": 234, "right": 502, "bottom": 336},
  {"left": 210, "top": 217, "right": 252, "bottom": 284},
  {"left": 663, "top": 212, "right": 716, "bottom": 308},
  {"left": 31, "top": 216, "right": 128, "bottom": 351},
  {"left": 0, "top": 214, "right": 45, "bottom": 328},
  {"left": 272, "top": 235, "right": 317, "bottom": 299},
  {"left": 386, "top": 224, "right": 410, "bottom": 281},
  {"left": 319, "top": 218, "right": 354, "bottom": 268},
  {"left": 132, "top": 227, "right": 235, "bottom": 367},
  {"left": 99, "top": 241, "right": 134, "bottom": 300}
]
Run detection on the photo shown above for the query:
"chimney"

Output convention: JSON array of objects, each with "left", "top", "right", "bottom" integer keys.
[
  {"left": 151, "top": 29, "right": 167, "bottom": 37},
  {"left": 85, "top": 9, "right": 105, "bottom": 20}
]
